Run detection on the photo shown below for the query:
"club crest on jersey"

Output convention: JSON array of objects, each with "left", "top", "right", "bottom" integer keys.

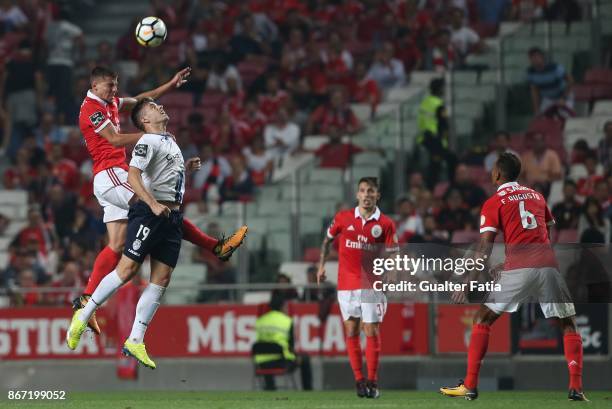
[
  {"left": 134, "top": 144, "right": 148, "bottom": 157},
  {"left": 89, "top": 111, "right": 105, "bottom": 127},
  {"left": 132, "top": 239, "right": 142, "bottom": 251},
  {"left": 371, "top": 224, "right": 382, "bottom": 238}
]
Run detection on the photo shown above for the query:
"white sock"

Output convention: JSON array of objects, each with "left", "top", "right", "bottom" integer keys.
[
  {"left": 128, "top": 283, "right": 166, "bottom": 344},
  {"left": 79, "top": 270, "right": 123, "bottom": 323}
]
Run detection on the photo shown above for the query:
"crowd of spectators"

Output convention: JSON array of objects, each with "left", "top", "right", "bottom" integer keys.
[{"left": 0, "top": 0, "right": 600, "bottom": 306}]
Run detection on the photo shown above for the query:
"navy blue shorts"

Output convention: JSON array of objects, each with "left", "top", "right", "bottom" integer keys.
[{"left": 123, "top": 201, "right": 183, "bottom": 268}]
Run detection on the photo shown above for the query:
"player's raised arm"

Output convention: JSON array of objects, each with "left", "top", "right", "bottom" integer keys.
[
  {"left": 317, "top": 235, "right": 334, "bottom": 285},
  {"left": 120, "top": 67, "right": 192, "bottom": 112},
  {"left": 97, "top": 123, "right": 144, "bottom": 148}
]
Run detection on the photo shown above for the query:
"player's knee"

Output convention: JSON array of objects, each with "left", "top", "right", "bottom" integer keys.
[
  {"left": 116, "top": 260, "right": 139, "bottom": 281},
  {"left": 107, "top": 237, "right": 125, "bottom": 253},
  {"left": 151, "top": 275, "right": 170, "bottom": 287},
  {"left": 363, "top": 323, "right": 379, "bottom": 337}
]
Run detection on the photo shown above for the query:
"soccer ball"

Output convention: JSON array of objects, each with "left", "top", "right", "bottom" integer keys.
[{"left": 135, "top": 16, "right": 167, "bottom": 48}]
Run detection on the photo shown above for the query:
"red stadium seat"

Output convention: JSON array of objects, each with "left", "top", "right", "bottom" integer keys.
[
  {"left": 556, "top": 229, "right": 579, "bottom": 243},
  {"left": 528, "top": 117, "right": 562, "bottom": 137},
  {"left": 201, "top": 91, "right": 227, "bottom": 109},
  {"left": 584, "top": 68, "right": 612, "bottom": 85},
  {"left": 167, "top": 28, "right": 189, "bottom": 45},
  {"left": 572, "top": 84, "right": 593, "bottom": 102},
  {"left": 302, "top": 247, "right": 320, "bottom": 263}
]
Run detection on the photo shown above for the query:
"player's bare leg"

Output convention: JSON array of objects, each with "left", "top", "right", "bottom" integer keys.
[
  {"left": 123, "top": 258, "right": 173, "bottom": 370},
  {"left": 344, "top": 318, "right": 367, "bottom": 397},
  {"left": 440, "top": 305, "right": 500, "bottom": 400},
  {"left": 74, "top": 220, "right": 128, "bottom": 335},
  {"left": 363, "top": 322, "right": 381, "bottom": 399},
  {"left": 553, "top": 315, "right": 588, "bottom": 401}
]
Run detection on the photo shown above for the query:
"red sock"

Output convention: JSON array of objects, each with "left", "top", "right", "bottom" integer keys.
[
  {"left": 182, "top": 218, "right": 219, "bottom": 251},
  {"left": 84, "top": 246, "right": 121, "bottom": 295},
  {"left": 346, "top": 335, "right": 364, "bottom": 381},
  {"left": 464, "top": 324, "right": 490, "bottom": 389},
  {"left": 366, "top": 334, "right": 381, "bottom": 381},
  {"left": 563, "top": 332, "right": 583, "bottom": 391}
]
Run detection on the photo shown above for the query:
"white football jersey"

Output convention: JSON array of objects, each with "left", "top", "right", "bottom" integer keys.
[{"left": 129, "top": 133, "right": 185, "bottom": 203}]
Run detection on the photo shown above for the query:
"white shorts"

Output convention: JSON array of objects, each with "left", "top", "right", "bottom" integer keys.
[
  {"left": 485, "top": 267, "right": 576, "bottom": 319},
  {"left": 337, "top": 289, "right": 387, "bottom": 323},
  {"left": 93, "top": 167, "right": 135, "bottom": 223}
]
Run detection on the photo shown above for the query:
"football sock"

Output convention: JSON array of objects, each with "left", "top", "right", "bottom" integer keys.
[
  {"left": 563, "top": 332, "right": 583, "bottom": 391},
  {"left": 84, "top": 246, "right": 121, "bottom": 295},
  {"left": 346, "top": 335, "right": 364, "bottom": 381},
  {"left": 79, "top": 270, "right": 123, "bottom": 323},
  {"left": 182, "top": 218, "right": 219, "bottom": 251},
  {"left": 365, "top": 334, "right": 381, "bottom": 381},
  {"left": 464, "top": 324, "right": 491, "bottom": 389},
  {"left": 128, "top": 283, "right": 166, "bottom": 344}
]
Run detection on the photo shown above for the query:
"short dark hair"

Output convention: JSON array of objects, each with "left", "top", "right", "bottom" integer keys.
[
  {"left": 131, "top": 97, "right": 155, "bottom": 131},
  {"left": 269, "top": 293, "right": 285, "bottom": 311},
  {"left": 495, "top": 130, "right": 510, "bottom": 140},
  {"left": 90, "top": 66, "right": 118, "bottom": 81},
  {"left": 528, "top": 47, "right": 545, "bottom": 57},
  {"left": 430, "top": 78, "right": 445, "bottom": 95},
  {"left": 358, "top": 177, "right": 379, "bottom": 190},
  {"left": 496, "top": 152, "right": 521, "bottom": 181}
]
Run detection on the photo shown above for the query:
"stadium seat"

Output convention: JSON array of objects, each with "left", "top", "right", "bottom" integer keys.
[
  {"left": 159, "top": 92, "right": 193, "bottom": 109},
  {"left": 299, "top": 215, "right": 324, "bottom": 235},
  {"left": 309, "top": 168, "right": 344, "bottom": 185},
  {"left": 556, "top": 229, "right": 579, "bottom": 243},
  {"left": 352, "top": 152, "right": 384, "bottom": 167},
  {"left": 569, "top": 164, "right": 588, "bottom": 179},
  {"left": 584, "top": 68, "right": 612, "bottom": 85},
  {"left": 303, "top": 135, "right": 329, "bottom": 151},
  {"left": 452, "top": 71, "right": 478, "bottom": 86},
  {"left": 201, "top": 91, "right": 227, "bottom": 109},
  {"left": 0, "top": 190, "right": 27, "bottom": 205},
  {"left": 243, "top": 291, "right": 271, "bottom": 305},
  {"left": 592, "top": 100, "right": 612, "bottom": 115}
]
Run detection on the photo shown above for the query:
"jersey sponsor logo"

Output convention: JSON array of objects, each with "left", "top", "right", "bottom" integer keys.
[
  {"left": 371, "top": 224, "right": 382, "bottom": 238},
  {"left": 132, "top": 239, "right": 142, "bottom": 251},
  {"left": 89, "top": 111, "right": 105, "bottom": 127},
  {"left": 134, "top": 144, "right": 148, "bottom": 157},
  {"left": 347, "top": 225, "right": 355, "bottom": 231}
]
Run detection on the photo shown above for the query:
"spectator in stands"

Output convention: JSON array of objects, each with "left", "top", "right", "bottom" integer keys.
[
  {"left": 449, "top": 7, "right": 484, "bottom": 66},
  {"left": 207, "top": 60, "right": 242, "bottom": 93},
  {"left": 46, "top": 261, "right": 82, "bottom": 306},
  {"left": 186, "top": 111, "right": 214, "bottom": 146},
  {"left": 394, "top": 29, "right": 423, "bottom": 73},
  {"left": 302, "top": 264, "right": 335, "bottom": 303},
  {"left": 438, "top": 188, "right": 475, "bottom": 236},
  {"left": 417, "top": 78, "right": 455, "bottom": 188},
  {"left": 176, "top": 127, "right": 199, "bottom": 161},
  {"left": 578, "top": 197, "right": 610, "bottom": 244},
  {"left": 2, "top": 30, "right": 42, "bottom": 156},
  {"left": 66, "top": 207, "right": 100, "bottom": 251},
  {"left": 521, "top": 132, "right": 563, "bottom": 197},
  {"left": 570, "top": 139, "right": 591, "bottom": 165},
  {"left": 2, "top": 244, "right": 48, "bottom": 288},
  {"left": 15, "top": 206, "right": 54, "bottom": 257},
  {"left": 446, "top": 164, "right": 487, "bottom": 212},
  {"left": 428, "top": 29, "right": 456, "bottom": 72},
  {"left": 527, "top": 47, "right": 574, "bottom": 114},
  {"left": 576, "top": 152, "right": 604, "bottom": 197},
  {"left": 48, "top": 144, "right": 78, "bottom": 191},
  {"left": 13, "top": 268, "right": 40, "bottom": 306},
  {"left": 307, "top": 88, "right": 362, "bottom": 135},
  {"left": 272, "top": 272, "right": 299, "bottom": 302},
  {"left": 243, "top": 135, "right": 274, "bottom": 185},
  {"left": 395, "top": 196, "right": 424, "bottom": 243},
  {"left": 313, "top": 125, "right": 363, "bottom": 168},
  {"left": 149, "top": 0, "right": 177, "bottom": 27},
  {"left": 350, "top": 61, "right": 382, "bottom": 118},
  {"left": 545, "top": 0, "right": 582, "bottom": 22},
  {"left": 476, "top": 0, "right": 511, "bottom": 26},
  {"left": 220, "top": 155, "right": 255, "bottom": 202},
  {"left": 599, "top": 120, "right": 612, "bottom": 172},
  {"left": 552, "top": 180, "right": 582, "bottom": 230},
  {"left": 35, "top": 113, "right": 67, "bottom": 147},
  {"left": 194, "top": 222, "right": 236, "bottom": 302},
  {"left": 484, "top": 131, "right": 520, "bottom": 172},
  {"left": 44, "top": 8, "right": 84, "bottom": 123},
  {"left": 366, "top": 42, "right": 406, "bottom": 91},
  {"left": 259, "top": 75, "right": 289, "bottom": 118},
  {"left": 230, "top": 13, "right": 271, "bottom": 63},
  {"left": 264, "top": 107, "right": 300, "bottom": 166},
  {"left": 192, "top": 145, "right": 232, "bottom": 201},
  {"left": 0, "top": 213, "right": 9, "bottom": 236},
  {"left": 406, "top": 214, "right": 449, "bottom": 244},
  {"left": 0, "top": 0, "right": 28, "bottom": 31},
  {"left": 43, "top": 183, "right": 77, "bottom": 241},
  {"left": 95, "top": 40, "right": 115, "bottom": 69},
  {"left": 510, "top": 0, "right": 546, "bottom": 21}
]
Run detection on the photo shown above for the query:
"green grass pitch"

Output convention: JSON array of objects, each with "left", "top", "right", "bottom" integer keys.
[{"left": 2, "top": 391, "right": 612, "bottom": 409}]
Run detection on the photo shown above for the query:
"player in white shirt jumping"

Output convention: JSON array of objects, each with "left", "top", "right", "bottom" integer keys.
[{"left": 67, "top": 98, "right": 211, "bottom": 368}]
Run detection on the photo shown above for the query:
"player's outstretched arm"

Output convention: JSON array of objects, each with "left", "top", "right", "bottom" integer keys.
[
  {"left": 127, "top": 166, "right": 170, "bottom": 217},
  {"left": 98, "top": 124, "right": 144, "bottom": 148},
  {"left": 120, "top": 67, "right": 192, "bottom": 112},
  {"left": 317, "top": 236, "right": 333, "bottom": 285}
]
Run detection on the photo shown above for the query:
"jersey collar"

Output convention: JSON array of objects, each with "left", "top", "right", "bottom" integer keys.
[
  {"left": 87, "top": 90, "right": 109, "bottom": 106},
  {"left": 354, "top": 206, "right": 381, "bottom": 222},
  {"left": 497, "top": 181, "right": 519, "bottom": 191}
]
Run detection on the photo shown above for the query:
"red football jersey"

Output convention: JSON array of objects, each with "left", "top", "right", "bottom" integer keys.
[
  {"left": 480, "top": 181, "right": 557, "bottom": 270},
  {"left": 78, "top": 90, "right": 127, "bottom": 175},
  {"left": 327, "top": 207, "right": 397, "bottom": 290}
]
